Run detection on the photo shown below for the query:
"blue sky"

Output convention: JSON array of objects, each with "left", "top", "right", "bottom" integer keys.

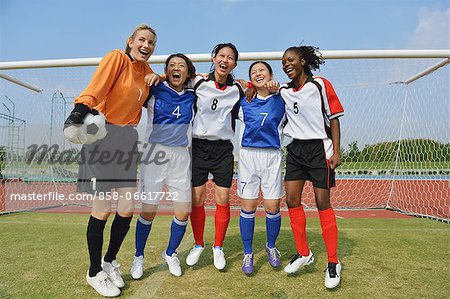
[{"left": 1, "top": 0, "right": 449, "bottom": 61}]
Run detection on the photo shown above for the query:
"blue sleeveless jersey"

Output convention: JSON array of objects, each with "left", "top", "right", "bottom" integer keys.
[
  {"left": 239, "top": 94, "right": 285, "bottom": 148},
  {"left": 145, "top": 82, "right": 196, "bottom": 147}
]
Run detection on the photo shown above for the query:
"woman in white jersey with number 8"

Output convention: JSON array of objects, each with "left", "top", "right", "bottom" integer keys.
[{"left": 186, "top": 43, "right": 245, "bottom": 271}]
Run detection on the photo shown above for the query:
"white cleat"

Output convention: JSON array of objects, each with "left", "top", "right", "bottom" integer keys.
[
  {"left": 186, "top": 245, "right": 205, "bottom": 266},
  {"left": 324, "top": 261, "right": 342, "bottom": 289},
  {"left": 102, "top": 258, "right": 125, "bottom": 288},
  {"left": 86, "top": 270, "right": 120, "bottom": 297},
  {"left": 283, "top": 250, "right": 314, "bottom": 274},
  {"left": 162, "top": 250, "right": 182, "bottom": 277},
  {"left": 212, "top": 246, "right": 226, "bottom": 270},
  {"left": 130, "top": 255, "right": 144, "bottom": 280}
]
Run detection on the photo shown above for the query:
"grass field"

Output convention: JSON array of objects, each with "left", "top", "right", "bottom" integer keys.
[{"left": 0, "top": 213, "right": 449, "bottom": 298}]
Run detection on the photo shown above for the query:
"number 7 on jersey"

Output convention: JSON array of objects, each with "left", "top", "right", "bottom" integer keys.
[{"left": 260, "top": 112, "right": 268, "bottom": 126}]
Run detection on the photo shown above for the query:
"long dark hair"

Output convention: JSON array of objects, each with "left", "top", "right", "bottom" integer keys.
[
  {"left": 283, "top": 45, "right": 324, "bottom": 76},
  {"left": 248, "top": 61, "right": 273, "bottom": 79},
  {"left": 209, "top": 43, "right": 239, "bottom": 84},
  {"left": 164, "top": 53, "right": 196, "bottom": 85}
]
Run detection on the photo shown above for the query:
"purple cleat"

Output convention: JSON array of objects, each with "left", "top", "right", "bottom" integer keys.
[
  {"left": 265, "top": 243, "right": 281, "bottom": 268},
  {"left": 242, "top": 253, "right": 254, "bottom": 275}
]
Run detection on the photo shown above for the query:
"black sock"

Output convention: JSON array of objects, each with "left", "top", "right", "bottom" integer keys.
[
  {"left": 87, "top": 216, "right": 107, "bottom": 277},
  {"left": 104, "top": 213, "right": 133, "bottom": 263}
]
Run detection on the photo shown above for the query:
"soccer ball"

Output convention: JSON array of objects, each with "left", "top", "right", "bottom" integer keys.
[{"left": 83, "top": 111, "right": 107, "bottom": 144}]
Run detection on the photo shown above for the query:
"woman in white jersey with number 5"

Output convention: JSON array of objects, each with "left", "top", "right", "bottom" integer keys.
[
  {"left": 280, "top": 45, "right": 344, "bottom": 289},
  {"left": 237, "top": 61, "right": 285, "bottom": 275},
  {"left": 186, "top": 43, "right": 245, "bottom": 270}
]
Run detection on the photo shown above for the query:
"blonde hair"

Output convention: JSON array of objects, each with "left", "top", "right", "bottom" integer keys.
[{"left": 125, "top": 23, "right": 157, "bottom": 54}]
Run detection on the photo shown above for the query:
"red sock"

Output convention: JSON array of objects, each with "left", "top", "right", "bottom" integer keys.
[
  {"left": 190, "top": 205, "right": 205, "bottom": 247},
  {"left": 288, "top": 205, "right": 310, "bottom": 256},
  {"left": 214, "top": 203, "right": 230, "bottom": 248},
  {"left": 318, "top": 208, "right": 339, "bottom": 263}
]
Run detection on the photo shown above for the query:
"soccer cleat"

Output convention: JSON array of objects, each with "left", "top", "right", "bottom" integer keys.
[
  {"left": 162, "top": 250, "right": 182, "bottom": 277},
  {"left": 265, "top": 243, "right": 281, "bottom": 268},
  {"left": 283, "top": 250, "right": 314, "bottom": 274},
  {"left": 324, "top": 261, "right": 342, "bottom": 289},
  {"left": 212, "top": 246, "right": 226, "bottom": 270},
  {"left": 86, "top": 270, "right": 120, "bottom": 297},
  {"left": 186, "top": 245, "right": 205, "bottom": 266},
  {"left": 130, "top": 255, "right": 144, "bottom": 280},
  {"left": 102, "top": 258, "right": 125, "bottom": 288},
  {"left": 241, "top": 253, "right": 254, "bottom": 275}
]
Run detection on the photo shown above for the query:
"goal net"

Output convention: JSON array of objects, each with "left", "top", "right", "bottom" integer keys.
[{"left": 0, "top": 50, "right": 448, "bottom": 221}]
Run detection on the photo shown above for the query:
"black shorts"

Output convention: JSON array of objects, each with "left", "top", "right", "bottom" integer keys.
[
  {"left": 77, "top": 125, "right": 139, "bottom": 194},
  {"left": 285, "top": 139, "right": 335, "bottom": 189},
  {"left": 191, "top": 138, "right": 234, "bottom": 188}
]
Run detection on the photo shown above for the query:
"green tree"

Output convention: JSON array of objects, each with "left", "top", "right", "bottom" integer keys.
[{"left": 343, "top": 140, "right": 361, "bottom": 162}]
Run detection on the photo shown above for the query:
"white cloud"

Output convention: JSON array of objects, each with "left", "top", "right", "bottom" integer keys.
[{"left": 407, "top": 7, "right": 450, "bottom": 48}]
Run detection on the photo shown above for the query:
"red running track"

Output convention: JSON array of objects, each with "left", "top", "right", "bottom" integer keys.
[{"left": 1, "top": 179, "right": 448, "bottom": 219}]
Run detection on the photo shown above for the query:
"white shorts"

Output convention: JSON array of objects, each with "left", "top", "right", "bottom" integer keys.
[
  {"left": 140, "top": 143, "right": 192, "bottom": 205},
  {"left": 237, "top": 147, "right": 284, "bottom": 200}
]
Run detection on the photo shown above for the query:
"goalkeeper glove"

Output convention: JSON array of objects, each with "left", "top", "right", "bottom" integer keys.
[{"left": 63, "top": 103, "right": 91, "bottom": 144}]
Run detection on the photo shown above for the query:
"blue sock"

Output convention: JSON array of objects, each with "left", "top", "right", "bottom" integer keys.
[
  {"left": 135, "top": 215, "right": 153, "bottom": 257},
  {"left": 239, "top": 209, "right": 255, "bottom": 254},
  {"left": 266, "top": 210, "right": 281, "bottom": 248},
  {"left": 166, "top": 217, "right": 188, "bottom": 256}
]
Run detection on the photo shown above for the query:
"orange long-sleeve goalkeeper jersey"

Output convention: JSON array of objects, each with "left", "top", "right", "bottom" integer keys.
[{"left": 74, "top": 50, "right": 153, "bottom": 125}]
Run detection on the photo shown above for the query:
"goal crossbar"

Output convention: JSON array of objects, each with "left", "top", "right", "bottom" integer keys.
[{"left": 1, "top": 49, "right": 449, "bottom": 70}]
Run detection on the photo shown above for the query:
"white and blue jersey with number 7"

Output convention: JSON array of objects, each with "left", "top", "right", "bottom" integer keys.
[
  {"left": 144, "top": 81, "right": 196, "bottom": 147},
  {"left": 238, "top": 94, "right": 286, "bottom": 149}
]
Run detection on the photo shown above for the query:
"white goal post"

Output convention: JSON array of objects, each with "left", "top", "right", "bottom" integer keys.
[{"left": 0, "top": 49, "right": 449, "bottom": 221}]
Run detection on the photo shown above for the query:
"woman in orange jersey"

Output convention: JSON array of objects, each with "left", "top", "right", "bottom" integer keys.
[{"left": 64, "top": 24, "right": 160, "bottom": 297}]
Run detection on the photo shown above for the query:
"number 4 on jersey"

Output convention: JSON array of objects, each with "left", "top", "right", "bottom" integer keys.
[{"left": 172, "top": 105, "right": 181, "bottom": 118}]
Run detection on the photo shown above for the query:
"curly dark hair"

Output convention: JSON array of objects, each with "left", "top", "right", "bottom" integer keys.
[{"left": 284, "top": 45, "right": 324, "bottom": 76}]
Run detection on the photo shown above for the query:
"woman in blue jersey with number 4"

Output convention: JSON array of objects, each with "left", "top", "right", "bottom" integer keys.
[
  {"left": 130, "top": 53, "right": 196, "bottom": 278},
  {"left": 237, "top": 61, "right": 285, "bottom": 275}
]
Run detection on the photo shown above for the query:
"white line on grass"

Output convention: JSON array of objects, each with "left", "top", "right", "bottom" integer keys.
[{"left": 131, "top": 231, "right": 194, "bottom": 298}]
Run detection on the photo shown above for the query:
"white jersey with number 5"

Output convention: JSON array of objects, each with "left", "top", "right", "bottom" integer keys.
[{"left": 281, "top": 76, "right": 344, "bottom": 140}]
